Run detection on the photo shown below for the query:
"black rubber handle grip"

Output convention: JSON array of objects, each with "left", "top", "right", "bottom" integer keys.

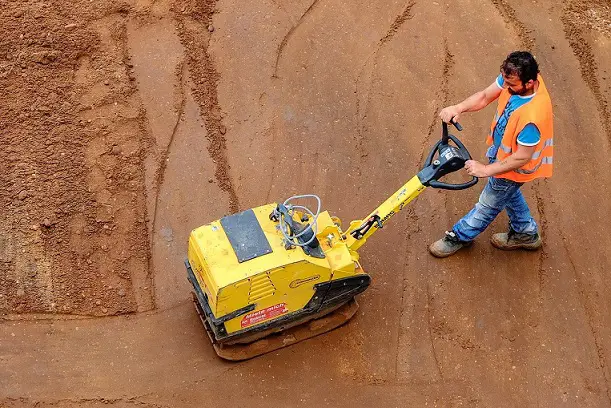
[{"left": 427, "top": 176, "right": 478, "bottom": 190}]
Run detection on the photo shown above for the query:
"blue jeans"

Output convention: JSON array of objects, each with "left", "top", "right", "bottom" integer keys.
[{"left": 452, "top": 177, "right": 538, "bottom": 242}]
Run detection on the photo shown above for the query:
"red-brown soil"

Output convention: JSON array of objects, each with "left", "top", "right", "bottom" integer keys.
[{"left": 1, "top": 0, "right": 611, "bottom": 406}]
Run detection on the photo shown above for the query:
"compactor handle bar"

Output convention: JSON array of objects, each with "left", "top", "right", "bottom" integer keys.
[{"left": 417, "top": 121, "right": 478, "bottom": 190}]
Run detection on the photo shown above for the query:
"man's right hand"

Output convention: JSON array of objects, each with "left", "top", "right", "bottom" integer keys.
[{"left": 439, "top": 105, "right": 462, "bottom": 124}]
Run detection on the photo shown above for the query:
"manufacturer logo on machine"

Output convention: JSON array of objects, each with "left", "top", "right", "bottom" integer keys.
[
  {"left": 381, "top": 210, "right": 395, "bottom": 224},
  {"left": 289, "top": 275, "right": 321, "bottom": 288},
  {"left": 241, "top": 303, "right": 288, "bottom": 328}
]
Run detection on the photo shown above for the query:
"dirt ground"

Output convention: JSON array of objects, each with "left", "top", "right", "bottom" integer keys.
[{"left": 1, "top": 0, "right": 611, "bottom": 406}]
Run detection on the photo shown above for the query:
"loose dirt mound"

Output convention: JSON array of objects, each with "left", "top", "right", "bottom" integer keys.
[
  {"left": 0, "top": 1, "right": 152, "bottom": 316},
  {"left": 566, "top": 0, "right": 611, "bottom": 37},
  {"left": 172, "top": 0, "right": 240, "bottom": 213}
]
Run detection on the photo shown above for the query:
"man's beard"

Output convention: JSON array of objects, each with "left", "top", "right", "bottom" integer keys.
[{"left": 508, "top": 87, "right": 527, "bottom": 96}]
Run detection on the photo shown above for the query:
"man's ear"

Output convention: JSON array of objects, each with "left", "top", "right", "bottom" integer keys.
[{"left": 525, "top": 79, "right": 535, "bottom": 90}]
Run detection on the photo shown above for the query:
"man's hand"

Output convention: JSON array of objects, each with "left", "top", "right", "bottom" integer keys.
[
  {"left": 439, "top": 81, "right": 502, "bottom": 124},
  {"left": 439, "top": 105, "right": 462, "bottom": 124},
  {"left": 464, "top": 160, "right": 490, "bottom": 178}
]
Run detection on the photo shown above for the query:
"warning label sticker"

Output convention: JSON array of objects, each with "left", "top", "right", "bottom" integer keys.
[{"left": 241, "top": 303, "right": 288, "bottom": 328}]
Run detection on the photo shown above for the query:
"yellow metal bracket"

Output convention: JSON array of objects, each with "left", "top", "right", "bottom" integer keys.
[{"left": 344, "top": 175, "right": 426, "bottom": 251}]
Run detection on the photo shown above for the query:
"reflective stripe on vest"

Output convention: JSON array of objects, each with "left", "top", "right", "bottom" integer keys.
[
  {"left": 515, "top": 157, "right": 553, "bottom": 174},
  {"left": 501, "top": 136, "right": 553, "bottom": 158},
  {"left": 531, "top": 138, "right": 554, "bottom": 160}
]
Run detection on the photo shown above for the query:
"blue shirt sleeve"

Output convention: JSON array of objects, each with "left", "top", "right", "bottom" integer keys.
[
  {"left": 517, "top": 123, "right": 541, "bottom": 146},
  {"left": 496, "top": 74, "right": 504, "bottom": 89}
]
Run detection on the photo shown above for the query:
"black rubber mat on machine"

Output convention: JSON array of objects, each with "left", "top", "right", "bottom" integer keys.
[{"left": 220, "top": 209, "right": 273, "bottom": 263}]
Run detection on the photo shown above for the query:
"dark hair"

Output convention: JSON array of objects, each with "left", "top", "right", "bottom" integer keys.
[{"left": 501, "top": 51, "right": 539, "bottom": 84}]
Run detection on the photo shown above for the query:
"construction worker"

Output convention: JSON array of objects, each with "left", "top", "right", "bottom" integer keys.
[{"left": 430, "top": 51, "right": 553, "bottom": 258}]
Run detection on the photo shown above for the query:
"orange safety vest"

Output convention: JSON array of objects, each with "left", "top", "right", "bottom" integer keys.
[{"left": 486, "top": 74, "right": 554, "bottom": 183}]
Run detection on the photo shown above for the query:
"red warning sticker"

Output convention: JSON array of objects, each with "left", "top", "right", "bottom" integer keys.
[{"left": 241, "top": 303, "right": 288, "bottom": 328}]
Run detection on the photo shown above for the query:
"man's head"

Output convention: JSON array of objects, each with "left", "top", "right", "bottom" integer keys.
[{"left": 500, "top": 51, "right": 539, "bottom": 96}]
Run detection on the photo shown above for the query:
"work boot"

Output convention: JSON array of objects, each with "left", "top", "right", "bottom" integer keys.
[
  {"left": 429, "top": 230, "right": 472, "bottom": 258},
  {"left": 491, "top": 229, "right": 542, "bottom": 251}
]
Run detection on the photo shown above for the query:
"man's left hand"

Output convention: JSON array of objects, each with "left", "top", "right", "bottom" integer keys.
[{"left": 464, "top": 160, "right": 490, "bottom": 177}]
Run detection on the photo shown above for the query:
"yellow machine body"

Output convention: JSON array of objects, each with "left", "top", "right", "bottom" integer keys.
[
  {"left": 187, "top": 204, "right": 364, "bottom": 336},
  {"left": 187, "top": 175, "right": 426, "bottom": 341}
]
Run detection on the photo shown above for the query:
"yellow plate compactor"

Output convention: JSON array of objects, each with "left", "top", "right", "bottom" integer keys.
[{"left": 186, "top": 122, "right": 477, "bottom": 360}]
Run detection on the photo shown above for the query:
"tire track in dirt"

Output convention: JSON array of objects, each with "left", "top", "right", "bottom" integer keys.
[
  {"left": 561, "top": 2, "right": 611, "bottom": 141},
  {"left": 264, "top": 124, "right": 278, "bottom": 203},
  {"left": 147, "top": 60, "right": 186, "bottom": 304},
  {"left": 355, "top": 0, "right": 416, "bottom": 127},
  {"left": 394, "top": 25, "right": 452, "bottom": 381},
  {"left": 112, "top": 18, "right": 155, "bottom": 314},
  {"left": 559, "top": 4, "right": 611, "bottom": 401},
  {"left": 354, "top": 1, "right": 416, "bottom": 184},
  {"left": 534, "top": 183, "right": 549, "bottom": 311},
  {"left": 393, "top": 205, "right": 419, "bottom": 380},
  {"left": 426, "top": 281, "right": 444, "bottom": 380},
  {"left": 150, "top": 61, "right": 186, "bottom": 253},
  {"left": 173, "top": 1, "right": 240, "bottom": 213},
  {"left": 422, "top": 37, "right": 454, "bottom": 220},
  {"left": 489, "top": 0, "right": 535, "bottom": 50},
  {"left": 379, "top": 2, "right": 417, "bottom": 47},
  {"left": 415, "top": 36, "right": 460, "bottom": 373},
  {"left": 422, "top": 38, "right": 453, "bottom": 154},
  {"left": 273, "top": 0, "right": 322, "bottom": 78},
  {"left": 393, "top": 36, "right": 455, "bottom": 382},
  {"left": 558, "top": 228, "right": 611, "bottom": 405}
]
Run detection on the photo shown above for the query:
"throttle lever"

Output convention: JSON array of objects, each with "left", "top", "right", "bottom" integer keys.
[
  {"left": 452, "top": 120, "right": 463, "bottom": 131},
  {"left": 442, "top": 120, "right": 463, "bottom": 144}
]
